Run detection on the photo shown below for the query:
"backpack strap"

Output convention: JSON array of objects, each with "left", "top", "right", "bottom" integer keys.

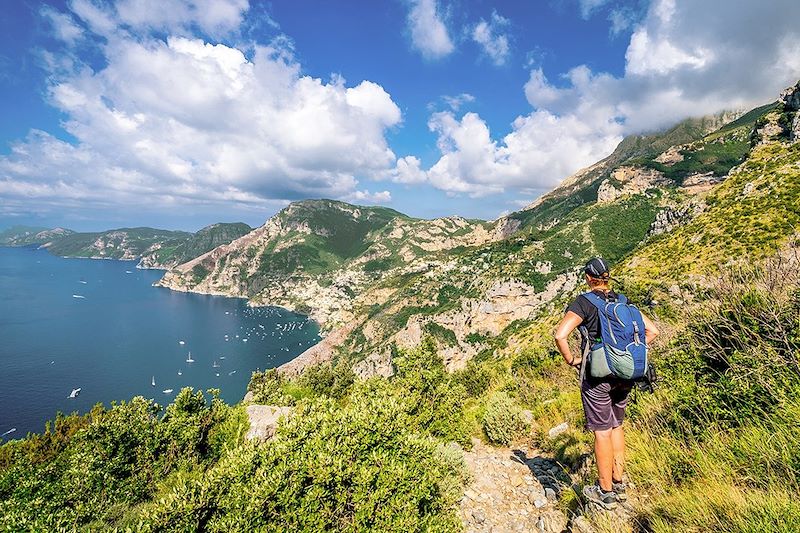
[{"left": 577, "top": 325, "right": 590, "bottom": 383}]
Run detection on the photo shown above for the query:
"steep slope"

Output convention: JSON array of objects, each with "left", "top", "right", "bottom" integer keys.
[{"left": 158, "top": 199, "right": 512, "bottom": 328}]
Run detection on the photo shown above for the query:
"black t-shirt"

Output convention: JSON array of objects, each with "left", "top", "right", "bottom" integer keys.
[{"left": 566, "top": 289, "right": 619, "bottom": 343}]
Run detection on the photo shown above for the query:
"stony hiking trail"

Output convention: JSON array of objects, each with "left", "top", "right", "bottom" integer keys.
[{"left": 459, "top": 438, "right": 641, "bottom": 533}]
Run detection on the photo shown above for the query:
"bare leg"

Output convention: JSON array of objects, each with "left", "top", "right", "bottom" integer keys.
[
  {"left": 594, "top": 429, "right": 613, "bottom": 491},
  {"left": 611, "top": 425, "right": 625, "bottom": 482}
]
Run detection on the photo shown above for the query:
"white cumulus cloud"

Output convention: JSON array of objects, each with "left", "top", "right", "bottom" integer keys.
[
  {"left": 407, "top": 0, "right": 454, "bottom": 60},
  {"left": 0, "top": 1, "right": 403, "bottom": 220},
  {"left": 471, "top": 11, "right": 510, "bottom": 66}
]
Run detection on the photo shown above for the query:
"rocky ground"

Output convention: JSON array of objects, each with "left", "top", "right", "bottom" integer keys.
[
  {"left": 459, "top": 438, "right": 570, "bottom": 533},
  {"left": 459, "top": 437, "right": 642, "bottom": 533}
]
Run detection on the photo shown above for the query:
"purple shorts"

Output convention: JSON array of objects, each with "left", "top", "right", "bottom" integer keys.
[{"left": 581, "top": 378, "right": 633, "bottom": 431}]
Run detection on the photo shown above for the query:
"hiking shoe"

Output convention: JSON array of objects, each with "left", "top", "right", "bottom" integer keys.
[
  {"left": 612, "top": 480, "right": 627, "bottom": 501},
  {"left": 582, "top": 484, "right": 618, "bottom": 510}
]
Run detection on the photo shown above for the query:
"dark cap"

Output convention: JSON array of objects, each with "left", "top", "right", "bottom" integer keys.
[{"left": 584, "top": 257, "right": 611, "bottom": 278}]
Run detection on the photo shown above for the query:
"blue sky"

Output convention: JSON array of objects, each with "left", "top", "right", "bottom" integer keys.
[{"left": 1, "top": 0, "right": 799, "bottom": 232}]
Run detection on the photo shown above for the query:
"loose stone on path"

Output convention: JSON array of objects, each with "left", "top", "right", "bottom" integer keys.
[{"left": 459, "top": 438, "right": 568, "bottom": 533}]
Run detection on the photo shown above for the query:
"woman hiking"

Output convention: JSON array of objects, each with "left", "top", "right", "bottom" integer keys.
[{"left": 553, "top": 257, "right": 659, "bottom": 509}]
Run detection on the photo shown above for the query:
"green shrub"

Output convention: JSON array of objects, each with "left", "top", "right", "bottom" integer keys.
[
  {"left": 452, "top": 361, "right": 492, "bottom": 397},
  {"left": 482, "top": 391, "right": 525, "bottom": 445},
  {"left": 663, "top": 258, "right": 800, "bottom": 430},
  {"left": 394, "top": 338, "right": 470, "bottom": 445},
  {"left": 297, "top": 363, "right": 355, "bottom": 399},
  {"left": 134, "top": 386, "right": 466, "bottom": 532},
  {"left": 247, "top": 369, "right": 295, "bottom": 406}
]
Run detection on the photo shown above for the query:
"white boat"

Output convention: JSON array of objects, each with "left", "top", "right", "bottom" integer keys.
[
  {"left": 179, "top": 340, "right": 185, "bottom": 345},
  {"left": 72, "top": 294, "right": 85, "bottom": 299},
  {"left": 228, "top": 370, "right": 237, "bottom": 375},
  {"left": 177, "top": 370, "right": 182, "bottom": 376},
  {"left": 0, "top": 428, "right": 16, "bottom": 438},
  {"left": 212, "top": 360, "right": 220, "bottom": 368},
  {"left": 162, "top": 389, "right": 173, "bottom": 394},
  {"left": 151, "top": 376, "right": 155, "bottom": 386},
  {"left": 68, "top": 388, "right": 81, "bottom": 398},
  {"left": 186, "top": 351, "right": 195, "bottom": 363},
  {"left": 125, "top": 270, "right": 133, "bottom": 274}
]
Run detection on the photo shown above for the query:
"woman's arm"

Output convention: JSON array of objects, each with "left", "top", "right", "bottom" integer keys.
[
  {"left": 554, "top": 311, "right": 584, "bottom": 366},
  {"left": 641, "top": 312, "right": 660, "bottom": 345}
]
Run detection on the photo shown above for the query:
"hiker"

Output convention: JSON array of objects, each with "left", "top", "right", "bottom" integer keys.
[{"left": 553, "top": 257, "right": 659, "bottom": 509}]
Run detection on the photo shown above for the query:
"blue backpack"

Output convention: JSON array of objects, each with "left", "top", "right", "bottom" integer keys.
[{"left": 581, "top": 292, "right": 648, "bottom": 380}]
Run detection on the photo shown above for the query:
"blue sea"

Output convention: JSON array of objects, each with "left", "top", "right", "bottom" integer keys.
[{"left": 0, "top": 245, "right": 320, "bottom": 440}]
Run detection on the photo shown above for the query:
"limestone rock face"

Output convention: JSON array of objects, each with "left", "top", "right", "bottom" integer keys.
[
  {"left": 780, "top": 80, "right": 800, "bottom": 111},
  {"left": 649, "top": 203, "right": 704, "bottom": 236},
  {"left": 596, "top": 166, "right": 669, "bottom": 203},
  {"left": 245, "top": 405, "right": 292, "bottom": 441},
  {"left": 654, "top": 145, "right": 685, "bottom": 165},
  {"left": 680, "top": 171, "right": 727, "bottom": 194},
  {"left": 392, "top": 273, "right": 579, "bottom": 371},
  {"left": 783, "top": 82, "right": 800, "bottom": 140}
]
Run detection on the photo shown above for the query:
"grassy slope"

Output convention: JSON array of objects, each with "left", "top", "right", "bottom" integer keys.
[{"left": 626, "top": 141, "right": 800, "bottom": 280}]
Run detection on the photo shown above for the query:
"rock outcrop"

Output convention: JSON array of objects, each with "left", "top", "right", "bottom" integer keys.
[
  {"left": 352, "top": 350, "right": 395, "bottom": 379},
  {"left": 780, "top": 80, "right": 800, "bottom": 141},
  {"left": 596, "top": 166, "right": 670, "bottom": 203},
  {"left": 391, "top": 273, "right": 579, "bottom": 371},
  {"left": 245, "top": 405, "right": 292, "bottom": 441},
  {"left": 654, "top": 145, "right": 685, "bottom": 165},
  {"left": 680, "top": 172, "right": 726, "bottom": 194}
]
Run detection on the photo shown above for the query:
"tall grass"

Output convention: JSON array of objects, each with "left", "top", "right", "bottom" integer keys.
[{"left": 625, "top": 245, "right": 800, "bottom": 531}]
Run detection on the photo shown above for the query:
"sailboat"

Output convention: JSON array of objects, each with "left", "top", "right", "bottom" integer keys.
[
  {"left": 151, "top": 376, "right": 155, "bottom": 387},
  {"left": 212, "top": 359, "right": 220, "bottom": 368},
  {"left": 186, "top": 351, "right": 195, "bottom": 363}
]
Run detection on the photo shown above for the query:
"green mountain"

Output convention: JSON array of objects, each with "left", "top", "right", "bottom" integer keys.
[{"left": 1, "top": 223, "right": 252, "bottom": 268}]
